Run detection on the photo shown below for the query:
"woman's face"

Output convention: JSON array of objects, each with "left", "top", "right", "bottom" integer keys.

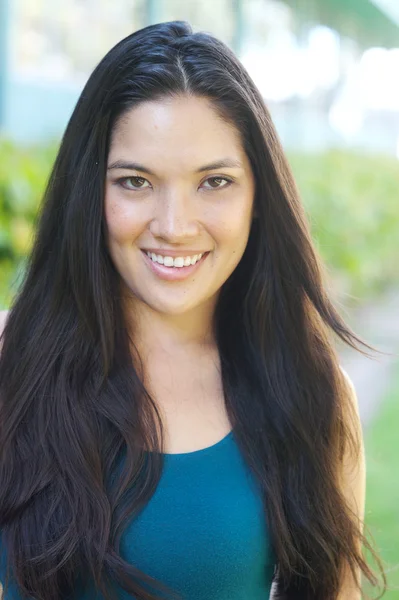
[{"left": 104, "top": 94, "right": 255, "bottom": 318}]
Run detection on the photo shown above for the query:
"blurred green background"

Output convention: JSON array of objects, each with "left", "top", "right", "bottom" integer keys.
[{"left": 1, "top": 0, "right": 399, "bottom": 597}]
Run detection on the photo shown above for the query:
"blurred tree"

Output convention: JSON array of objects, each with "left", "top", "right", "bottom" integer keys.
[
  {"left": 283, "top": 0, "right": 399, "bottom": 49},
  {"left": 145, "top": 0, "right": 160, "bottom": 25},
  {"left": 0, "top": 0, "right": 10, "bottom": 129},
  {"left": 232, "top": 0, "right": 245, "bottom": 54}
]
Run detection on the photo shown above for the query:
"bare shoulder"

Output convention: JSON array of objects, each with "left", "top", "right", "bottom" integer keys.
[
  {"left": 337, "top": 366, "right": 365, "bottom": 598},
  {"left": 339, "top": 365, "right": 362, "bottom": 419},
  {"left": 338, "top": 364, "right": 365, "bottom": 497},
  {"left": 339, "top": 365, "right": 356, "bottom": 396},
  {"left": 0, "top": 310, "right": 9, "bottom": 352},
  {"left": 0, "top": 310, "right": 9, "bottom": 333},
  {"left": 338, "top": 365, "right": 362, "bottom": 439}
]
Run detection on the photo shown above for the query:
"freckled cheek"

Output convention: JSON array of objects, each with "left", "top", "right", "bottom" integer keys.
[
  {"left": 104, "top": 200, "right": 144, "bottom": 242},
  {"left": 208, "top": 205, "right": 252, "bottom": 241}
]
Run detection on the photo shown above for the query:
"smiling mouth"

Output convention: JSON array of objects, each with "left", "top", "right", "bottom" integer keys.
[
  {"left": 143, "top": 250, "right": 208, "bottom": 268},
  {"left": 141, "top": 249, "right": 210, "bottom": 280}
]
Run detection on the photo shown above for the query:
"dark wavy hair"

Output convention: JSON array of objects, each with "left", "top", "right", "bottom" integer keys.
[{"left": 0, "top": 20, "right": 387, "bottom": 600}]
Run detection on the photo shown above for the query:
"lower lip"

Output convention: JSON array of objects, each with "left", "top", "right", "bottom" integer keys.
[{"left": 141, "top": 251, "right": 210, "bottom": 281}]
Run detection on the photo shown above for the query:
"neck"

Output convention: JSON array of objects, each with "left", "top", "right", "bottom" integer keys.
[{"left": 124, "top": 296, "right": 219, "bottom": 361}]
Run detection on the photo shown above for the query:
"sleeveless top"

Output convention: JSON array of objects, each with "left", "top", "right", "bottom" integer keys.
[{"left": 0, "top": 429, "right": 277, "bottom": 599}]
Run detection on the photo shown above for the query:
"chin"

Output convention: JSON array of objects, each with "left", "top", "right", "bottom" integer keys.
[{"left": 150, "top": 302, "right": 197, "bottom": 316}]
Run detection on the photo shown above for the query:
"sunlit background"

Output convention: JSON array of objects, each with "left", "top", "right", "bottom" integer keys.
[{"left": 0, "top": 0, "right": 398, "bottom": 597}]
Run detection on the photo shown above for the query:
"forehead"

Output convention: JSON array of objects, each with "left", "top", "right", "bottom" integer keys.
[{"left": 109, "top": 95, "right": 246, "bottom": 167}]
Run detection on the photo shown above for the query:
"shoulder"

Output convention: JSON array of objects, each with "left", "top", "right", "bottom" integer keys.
[
  {"left": 339, "top": 365, "right": 361, "bottom": 426},
  {"left": 336, "top": 367, "right": 365, "bottom": 598},
  {"left": 0, "top": 310, "right": 9, "bottom": 329},
  {"left": 338, "top": 364, "right": 363, "bottom": 444},
  {"left": 0, "top": 310, "right": 9, "bottom": 352},
  {"left": 337, "top": 365, "right": 365, "bottom": 485},
  {"left": 337, "top": 364, "right": 365, "bottom": 508},
  {"left": 0, "top": 310, "right": 9, "bottom": 335},
  {"left": 339, "top": 365, "right": 356, "bottom": 397}
]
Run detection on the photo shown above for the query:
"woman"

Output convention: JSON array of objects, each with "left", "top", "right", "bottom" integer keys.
[{"left": 0, "top": 20, "right": 386, "bottom": 600}]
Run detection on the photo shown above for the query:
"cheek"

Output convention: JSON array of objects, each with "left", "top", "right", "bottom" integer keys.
[
  {"left": 208, "top": 200, "right": 253, "bottom": 244},
  {"left": 104, "top": 197, "right": 141, "bottom": 241}
]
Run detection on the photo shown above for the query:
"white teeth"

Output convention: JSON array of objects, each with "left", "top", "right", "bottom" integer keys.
[{"left": 146, "top": 252, "right": 204, "bottom": 267}]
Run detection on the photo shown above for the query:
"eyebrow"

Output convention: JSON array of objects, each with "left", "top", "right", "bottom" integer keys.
[{"left": 106, "top": 158, "right": 243, "bottom": 174}]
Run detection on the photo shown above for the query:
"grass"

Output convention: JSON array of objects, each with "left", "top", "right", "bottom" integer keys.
[{"left": 363, "top": 359, "right": 399, "bottom": 598}]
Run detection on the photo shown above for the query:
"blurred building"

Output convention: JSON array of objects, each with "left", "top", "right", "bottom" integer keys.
[{"left": 0, "top": 0, "right": 398, "bottom": 155}]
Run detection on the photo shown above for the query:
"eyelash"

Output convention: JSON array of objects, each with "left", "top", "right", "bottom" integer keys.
[{"left": 115, "top": 175, "right": 234, "bottom": 192}]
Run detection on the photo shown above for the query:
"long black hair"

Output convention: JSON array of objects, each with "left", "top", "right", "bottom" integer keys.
[{"left": 0, "top": 20, "right": 386, "bottom": 600}]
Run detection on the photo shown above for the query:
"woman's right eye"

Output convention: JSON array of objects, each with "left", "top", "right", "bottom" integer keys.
[{"left": 117, "top": 176, "right": 151, "bottom": 190}]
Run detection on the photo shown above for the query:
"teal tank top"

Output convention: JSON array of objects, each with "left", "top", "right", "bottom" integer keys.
[{"left": 1, "top": 429, "right": 277, "bottom": 599}]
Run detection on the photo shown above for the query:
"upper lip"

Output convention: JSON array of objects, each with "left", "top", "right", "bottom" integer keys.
[{"left": 142, "top": 249, "right": 209, "bottom": 257}]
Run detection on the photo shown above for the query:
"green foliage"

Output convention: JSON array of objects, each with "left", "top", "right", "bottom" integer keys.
[
  {"left": 0, "top": 138, "right": 57, "bottom": 308},
  {"left": 0, "top": 138, "right": 398, "bottom": 310},
  {"left": 363, "top": 360, "right": 399, "bottom": 598},
  {"left": 288, "top": 150, "right": 399, "bottom": 303}
]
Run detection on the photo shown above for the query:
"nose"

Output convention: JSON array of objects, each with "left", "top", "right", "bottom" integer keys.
[{"left": 148, "top": 189, "right": 201, "bottom": 243}]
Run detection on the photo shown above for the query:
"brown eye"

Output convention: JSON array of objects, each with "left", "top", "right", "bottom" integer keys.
[
  {"left": 118, "top": 176, "right": 151, "bottom": 190},
  {"left": 202, "top": 176, "right": 233, "bottom": 190}
]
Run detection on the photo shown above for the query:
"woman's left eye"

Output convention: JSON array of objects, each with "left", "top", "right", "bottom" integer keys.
[
  {"left": 117, "top": 176, "right": 151, "bottom": 190},
  {"left": 201, "top": 176, "right": 233, "bottom": 190}
]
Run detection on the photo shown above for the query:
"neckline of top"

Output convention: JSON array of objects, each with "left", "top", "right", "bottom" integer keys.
[{"left": 147, "top": 429, "right": 235, "bottom": 458}]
